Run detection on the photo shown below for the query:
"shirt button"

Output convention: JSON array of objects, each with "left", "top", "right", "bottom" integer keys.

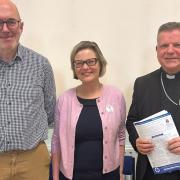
[
  {"left": 104, "top": 155, "right": 108, "bottom": 159},
  {"left": 104, "top": 169, "right": 107, "bottom": 172},
  {"left": 101, "top": 112, "right": 104, "bottom": 115},
  {"left": 104, "top": 126, "right": 108, "bottom": 130},
  {"left": 104, "top": 140, "right": 108, "bottom": 144},
  {"left": 7, "top": 141, "right": 10, "bottom": 144},
  {"left": 7, "top": 102, "right": 11, "bottom": 105},
  {"left": 97, "top": 99, "right": 100, "bottom": 103}
]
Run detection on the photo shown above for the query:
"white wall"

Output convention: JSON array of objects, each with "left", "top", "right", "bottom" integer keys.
[{"left": 12, "top": 0, "right": 180, "bottom": 109}]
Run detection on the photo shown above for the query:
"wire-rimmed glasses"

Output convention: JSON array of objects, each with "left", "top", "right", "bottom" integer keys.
[{"left": 0, "top": 18, "right": 21, "bottom": 31}]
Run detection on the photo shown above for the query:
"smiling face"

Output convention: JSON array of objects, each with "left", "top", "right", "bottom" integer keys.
[
  {"left": 156, "top": 29, "right": 180, "bottom": 74},
  {"left": 74, "top": 48, "right": 101, "bottom": 84},
  {"left": 0, "top": 1, "right": 23, "bottom": 56}
]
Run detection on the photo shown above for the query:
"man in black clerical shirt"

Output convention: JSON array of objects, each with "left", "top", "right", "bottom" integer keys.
[{"left": 126, "top": 22, "right": 180, "bottom": 180}]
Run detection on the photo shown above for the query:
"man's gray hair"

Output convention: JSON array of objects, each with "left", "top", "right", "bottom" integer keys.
[{"left": 158, "top": 22, "right": 180, "bottom": 35}]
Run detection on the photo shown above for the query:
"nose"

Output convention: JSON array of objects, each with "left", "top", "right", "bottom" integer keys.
[
  {"left": 1, "top": 23, "right": 10, "bottom": 32},
  {"left": 167, "top": 45, "right": 174, "bottom": 54},
  {"left": 81, "top": 62, "right": 89, "bottom": 69}
]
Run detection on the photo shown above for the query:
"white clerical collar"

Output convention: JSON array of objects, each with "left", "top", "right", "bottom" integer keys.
[{"left": 166, "top": 74, "right": 175, "bottom": 79}]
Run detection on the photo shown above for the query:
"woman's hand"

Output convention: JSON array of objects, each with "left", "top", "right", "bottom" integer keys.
[{"left": 120, "top": 173, "right": 124, "bottom": 180}]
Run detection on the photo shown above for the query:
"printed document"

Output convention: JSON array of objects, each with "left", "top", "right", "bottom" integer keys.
[{"left": 134, "top": 110, "right": 180, "bottom": 174}]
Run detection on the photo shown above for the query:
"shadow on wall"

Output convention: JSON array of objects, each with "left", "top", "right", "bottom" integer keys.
[
  {"left": 141, "top": 47, "right": 160, "bottom": 75},
  {"left": 54, "top": 70, "right": 66, "bottom": 97}
]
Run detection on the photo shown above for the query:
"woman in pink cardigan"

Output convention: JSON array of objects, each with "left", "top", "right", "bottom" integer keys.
[{"left": 51, "top": 41, "right": 126, "bottom": 180}]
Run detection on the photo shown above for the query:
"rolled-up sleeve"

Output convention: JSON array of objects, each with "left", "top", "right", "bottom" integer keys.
[
  {"left": 51, "top": 97, "right": 61, "bottom": 153},
  {"left": 43, "top": 60, "right": 56, "bottom": 126}
]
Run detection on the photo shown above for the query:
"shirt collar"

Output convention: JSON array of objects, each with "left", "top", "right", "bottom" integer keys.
[
  {"left": 15, "top": 44, "right": 24, "bottom": 62},
  {"left": 0, "top": 43, "right": 23, "bottom": 64}
]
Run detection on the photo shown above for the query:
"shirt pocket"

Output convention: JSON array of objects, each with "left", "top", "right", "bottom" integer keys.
[{"left": 11, "top": 73, "right": 44, "bottom": 102}]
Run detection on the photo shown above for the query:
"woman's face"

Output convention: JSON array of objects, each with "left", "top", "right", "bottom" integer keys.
[{"left": 73, "top": 48, "right": 100, "bottom": 83}]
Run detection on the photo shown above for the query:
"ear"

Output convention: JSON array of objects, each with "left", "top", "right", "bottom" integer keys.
[{"left": 20, "top": 21, "right": 24, "bottom": 31}]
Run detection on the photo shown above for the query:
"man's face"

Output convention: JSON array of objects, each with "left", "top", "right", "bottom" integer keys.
[
  {"left": 0, "top": 3, "right": 23, "bottom": 53},
  {"left": 156, "top": 29, "right": 180, "bottom": 74}
]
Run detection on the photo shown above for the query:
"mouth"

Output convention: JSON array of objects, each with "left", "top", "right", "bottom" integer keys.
[
  {"left": 165, "top": 57, "right": 179, "bottom": 61},
  {"left": 0, "top": 36, "right": 13, "bottom": 39},
  {"left": 81, "top": 72, "right": 92, "bottom": 76},
  {"left": 0, "top": 33, "right": 14, "bottom": 39}
]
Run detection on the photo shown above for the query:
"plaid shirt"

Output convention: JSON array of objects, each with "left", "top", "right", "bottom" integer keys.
[{"left": 0, "top": 44, "right": 56, "bottom": 152}]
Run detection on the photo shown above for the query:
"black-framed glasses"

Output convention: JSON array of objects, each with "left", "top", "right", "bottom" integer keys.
[
  {"left": 73, "top": 58, "right": 98, "bottom": 68},
  {"left": 0, "top": 18, "right": 21, "bottom": 31}
]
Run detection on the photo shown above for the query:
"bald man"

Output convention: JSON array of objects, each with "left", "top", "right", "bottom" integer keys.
[{"left": 0, "top": 1, "right": 56, "bottom": 180}]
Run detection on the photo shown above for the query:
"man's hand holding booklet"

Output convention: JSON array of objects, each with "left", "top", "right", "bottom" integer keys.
[{"left": 134, "top": 110, "right": 180, "bottom": 174}]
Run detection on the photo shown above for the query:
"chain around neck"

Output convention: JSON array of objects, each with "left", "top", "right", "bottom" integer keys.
[{"left": 161, "top": 72, "right": 180, "bottom": 106}]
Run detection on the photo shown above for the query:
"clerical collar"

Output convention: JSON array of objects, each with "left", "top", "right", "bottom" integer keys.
[
  {"left": 166, "top": 74, "right": 175, "bottom": 79},
  {"left": 161, "top": 68, "right": 180, "bottom": 80}
]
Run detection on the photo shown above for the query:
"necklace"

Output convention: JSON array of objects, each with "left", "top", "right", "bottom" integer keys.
[{"left": 161, "top": 72, "right": 180, "bottom": 106}]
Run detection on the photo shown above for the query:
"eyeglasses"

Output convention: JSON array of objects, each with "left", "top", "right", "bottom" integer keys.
[
  {"left": 0, "top": 18, "right": 21, "bottom": 31},
  {"left": 73, "top": 58, "right": 98, "bottom": 68}
]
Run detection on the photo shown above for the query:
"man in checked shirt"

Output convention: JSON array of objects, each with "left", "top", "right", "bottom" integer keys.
[{"left": 0, "top": 0, "right": 56, "bottom": 179}]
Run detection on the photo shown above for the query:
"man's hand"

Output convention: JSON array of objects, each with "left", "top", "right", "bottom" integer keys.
[
  {"left": 136, "top": 137, "right": 154, "bottom": 155},
  {"left": 168, "top": 137, "right": 180, "bottom": 155}
]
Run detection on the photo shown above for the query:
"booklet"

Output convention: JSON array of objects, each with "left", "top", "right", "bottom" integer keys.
[{"left": 134, "top": 110, "right": 180, "bottom": 174}]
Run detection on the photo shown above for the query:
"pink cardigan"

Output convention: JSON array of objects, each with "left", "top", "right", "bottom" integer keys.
[{"left": 51, "top": 85, "right": 126, "bottom": 179}]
